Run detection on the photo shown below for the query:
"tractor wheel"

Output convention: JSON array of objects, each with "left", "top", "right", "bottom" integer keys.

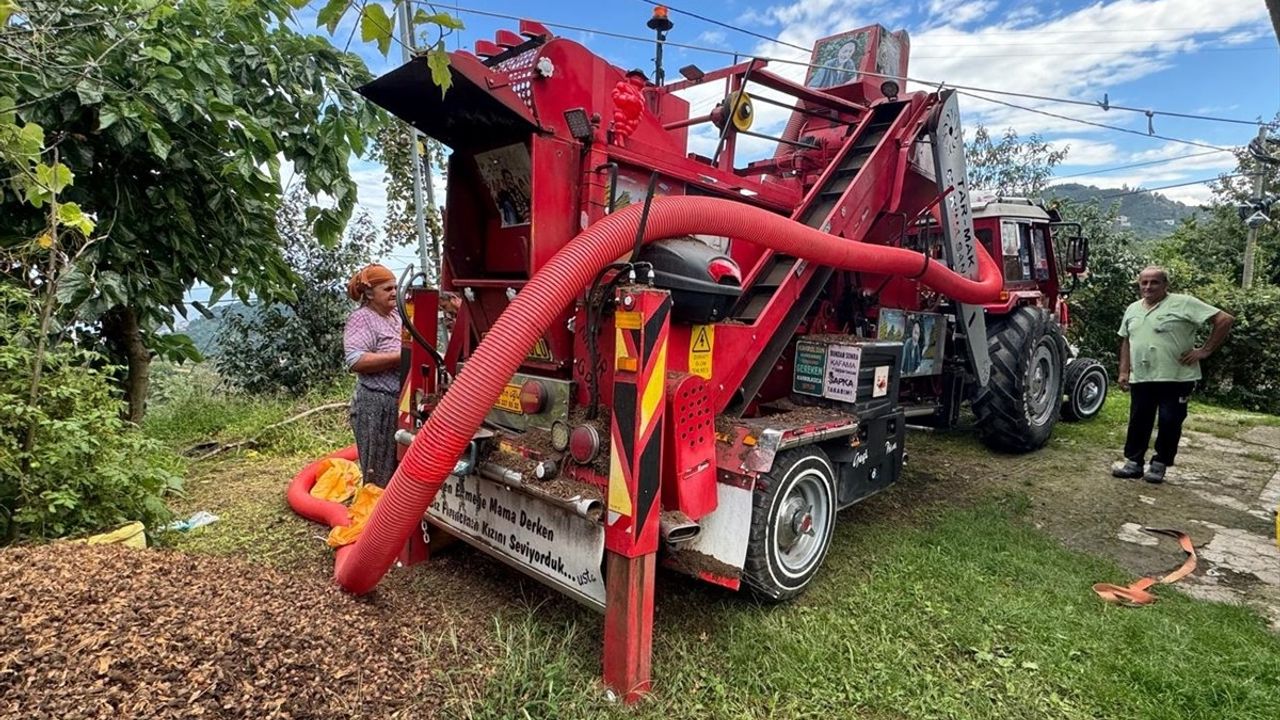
[
  {"left": 743, "top": 447, "right": 837, "bottom": 602},
  {"left": 1062, "top": 358, "right": 1109, "bottom": 421},
  {"left": 973, "top": 307, "right": 1066, "bottom": 453}
]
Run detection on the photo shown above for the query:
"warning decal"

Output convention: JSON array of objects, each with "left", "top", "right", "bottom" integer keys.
[
  {"left": 527, "top": 337, "right": 553, "bottom": 362},
  {"left": 689, "top": 325, "right": 713, "bottom": 379}
]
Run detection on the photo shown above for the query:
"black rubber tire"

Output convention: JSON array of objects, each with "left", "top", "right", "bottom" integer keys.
[
  {"left": 743, "top": 447, "right": 837, "bottom": 602},
  {"left": 1062, "top": 358, "right": 1109, "bottom": 421},
  {"left": 973, "top": 307, "right": 1066, "bottom": 453}
]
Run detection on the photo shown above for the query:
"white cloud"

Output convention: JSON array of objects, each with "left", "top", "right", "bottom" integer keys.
[
  {"left": 926, "top": 0, "right": 997, "bottom": 26},
  {"left": 697, "top": 30, "right": 728, "bottom": 47}
]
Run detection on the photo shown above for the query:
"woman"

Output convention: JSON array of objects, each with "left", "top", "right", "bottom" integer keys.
[
  {"left": 343, "top": 264, "right": 402, "bottom": 487},
  {"left": 901, "top": 319, "right": 923, "bottom": 376}
]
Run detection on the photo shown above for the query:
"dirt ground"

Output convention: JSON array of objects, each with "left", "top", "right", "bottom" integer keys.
[{"left": 908, "top": 413, "right": 1280, "bottom": 629}]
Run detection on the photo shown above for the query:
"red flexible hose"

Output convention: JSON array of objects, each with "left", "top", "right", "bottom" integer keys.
[
  {"left": 287, "top": 445, "right": 358, "bottom": 529},
  {"left": 334, "top": 196, "right": 1002, "bottom": 594}
]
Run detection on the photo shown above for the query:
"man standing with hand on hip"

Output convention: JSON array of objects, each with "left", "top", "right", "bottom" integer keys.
[{"left": 1111, "top": 266, "right": 1233, "bottom": 484}]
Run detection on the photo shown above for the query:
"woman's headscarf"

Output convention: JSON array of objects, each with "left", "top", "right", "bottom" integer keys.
[{"left": 346, "top": 264, "right": 396, "bottom": 302}]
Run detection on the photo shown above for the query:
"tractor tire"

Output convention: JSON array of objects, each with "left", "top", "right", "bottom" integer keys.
[
  {"left": 743, "top": 447, "right": 837, "bottom": 602},
  {"left": 1062, "top": 357, "right": 1109, "bottom": 421},
  {"left": 973, "top": 307, "right": 1066, "bottom": 453}
]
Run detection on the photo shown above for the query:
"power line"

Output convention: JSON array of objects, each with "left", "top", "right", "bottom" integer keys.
[
  {"left": 1052, "top": 149, "right": 1232, "bottom": 180},
  {"left": 621, "top": 0, "right": 1270, "bottom": 127},
  {"left": 1096, "top": 174, "right": 1242, "bottom": 199},
  {"left": 956, "top": 90, "right": 1237, "bottom": 153}
]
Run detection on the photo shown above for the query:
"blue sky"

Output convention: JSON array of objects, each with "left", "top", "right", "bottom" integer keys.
[{"left": 285, "top": 0, "right": 1277, "bottom": 277}]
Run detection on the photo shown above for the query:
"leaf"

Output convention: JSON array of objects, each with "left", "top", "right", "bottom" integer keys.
[
  {"left": 0, "top": 95, "right": 14, "bottom": 124},
  {"left": 0, "top": 0, "right": 15, "bottom": 26},
  {"left": 142, "top": 46, "right": 172, "bottom": 64},
  {"left": 45, "top": 162, "right": 74, "bottom": 193},
  {"left": 413, "top": 10, "right": 465, "bottom": 30},
  {"left": 57, "top": 202, "right": 96, "bottom": 237},
  {"left": 359, "top": 3, "right": 393, "bottom": 56},
  {"left": 36, "top": 232, "right": 54, "bottom": 249},
  {"left": 191, "top": 300, "right": 215, "bottom": 320},
  {"left": 75, "top": 79, "right": 105, "bottom": 105},
  {"left": 98, "top": 107, "right": 120, "bottom": 131},
  {"left": 315, "top": 0, "right": 349, "bottom": 34},
  {"left": 18, "top": 122, "right": 44, "bottom": 154},
  {"left": 426, "top": 43, "right": 452, "bottom": 97},
  {"left": 147, "top": 127, "right": 172, "bottom": 160}
]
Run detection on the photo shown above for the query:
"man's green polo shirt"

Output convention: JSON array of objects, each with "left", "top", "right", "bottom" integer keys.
[{"left": 1117, "top": 293, "right": 1220, "bottom": 383}]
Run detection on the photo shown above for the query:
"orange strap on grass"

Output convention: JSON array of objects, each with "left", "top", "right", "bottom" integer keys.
[{"left": 1092, "top": 528, "right": 1197, "bottom": 606}]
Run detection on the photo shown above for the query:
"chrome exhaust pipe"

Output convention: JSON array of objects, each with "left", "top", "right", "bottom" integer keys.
[{"left": 660, "top": 511, "right": 701, "bottom": 546}]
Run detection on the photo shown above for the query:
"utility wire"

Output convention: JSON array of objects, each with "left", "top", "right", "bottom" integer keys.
[
  {"left": 1097, "top": 174, "right": 1242, "bottom": 199},
  {"left": 1052, "top": 149, "right": 1231, "bottom": 180},
  {"left": 624, "top": 0, "right": 1270, "bottom": 127},
  {"left": 956, "top": 90, "right": 1237, "bottom": 153}
]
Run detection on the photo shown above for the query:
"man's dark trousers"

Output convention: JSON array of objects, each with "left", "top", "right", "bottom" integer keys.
[{"left": 1124, "top": 381, "right": 1196, "bottom": 466}]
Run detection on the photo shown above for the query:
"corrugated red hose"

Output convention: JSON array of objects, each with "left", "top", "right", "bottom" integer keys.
[
  {"left": 332, "top": 196, "right": 1002, "bottom": 594},
  {"left": 287, "top": 445, "right": 359, "bottom": 528}
]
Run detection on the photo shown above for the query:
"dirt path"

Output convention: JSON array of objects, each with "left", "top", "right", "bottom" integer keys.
[{"left": 908, "top": 415, "right": 1280, "bottom": 628}]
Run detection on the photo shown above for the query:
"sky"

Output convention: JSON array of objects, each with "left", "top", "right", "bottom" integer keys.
[{"left": 265, "top": 0, "right": 1279, "bottom": 287}]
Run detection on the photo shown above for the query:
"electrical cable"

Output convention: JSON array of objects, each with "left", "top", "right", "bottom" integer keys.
[
  {"left": 437, "top": 2, "right": 1273, "bottom": 128},
  {"left": 1097, "top": 174, "right": 1243, "bottom": 199},
  {"left": 1051, "top": 149, "right": 1231, "bottom": 180},
  {"left": 956, "top": 90, "right": 1237, "bottom": 153}
]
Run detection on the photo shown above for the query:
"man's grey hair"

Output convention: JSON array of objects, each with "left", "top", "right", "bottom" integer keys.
[{"left": 1138, "top": 265, "right": 1170, "bottom": 283}]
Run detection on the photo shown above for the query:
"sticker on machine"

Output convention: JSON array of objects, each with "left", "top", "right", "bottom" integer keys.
[
  {"left": 689, "top": 324, "right": 713, "bottom": 379},
  {"left": 872, "top": 365, "right": 890, "bottom": 397},
  {"left": 823, "top": 343, "right": 862, "bottom": 402},
  {"left": 428, "top": 473, "right": 606, "bottom": 609}
]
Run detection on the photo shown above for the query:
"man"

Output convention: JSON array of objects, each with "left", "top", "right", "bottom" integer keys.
[{"left": 1111, "top": 266, "right": 1233, "bottom": 483}]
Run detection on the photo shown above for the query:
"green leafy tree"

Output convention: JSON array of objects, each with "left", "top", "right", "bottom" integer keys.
[
  {"left": 1, "top": 0, "right": 383, "bottom": 421},
  {"left": 215, "top": 189, "right": 373, "bottom": 396},
  {"left": 374, "top": 122, "right": 446, "bottom": 284},
  {"left": 966, "top": 126, "right": 1069, "bottom": 197}
]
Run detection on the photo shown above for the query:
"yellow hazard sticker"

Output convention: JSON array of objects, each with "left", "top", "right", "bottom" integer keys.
[
  {"left": 495, "top": 384, "right": 523, "bottom": 414},
  {"left": 615, "top": 310, "right": 642, "bottom": 329},
  {"left": 689, "top": 324, "right": 713, "bottom": 379},
  {"left": 528, "top": 337, "right": 553, "bottom": 362}
]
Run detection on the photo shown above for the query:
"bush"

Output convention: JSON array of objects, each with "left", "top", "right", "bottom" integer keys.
[
  {"left": 215, "top": 193, "right": 373, "bottom": 396},
  {"left": 1067, "top": 238, "right": 1148, "bottom": 370},
  {"left": 0, "top": 286, "right": 181, "bottom": 542},
  {"left": 1190, "top": 283, "right": 1280, "bottom": 415}
]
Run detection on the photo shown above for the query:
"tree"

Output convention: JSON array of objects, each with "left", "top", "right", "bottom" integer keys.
[
  {"left": 215, "top": 189, "right": 374, "bottom": 396},
  {"left": 374, "top": 122, "right": 447, "bottom": 284},
  {"left": 966, "top": 126, "right": 1069, "bottom": 197},
  {"left": 1, "top": 0, "right": 382, "bottom": 421}
]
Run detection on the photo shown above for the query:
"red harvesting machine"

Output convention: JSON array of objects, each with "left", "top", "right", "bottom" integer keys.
[{"left": 296, "top": 13, "right": 1104, "bottom": 701}]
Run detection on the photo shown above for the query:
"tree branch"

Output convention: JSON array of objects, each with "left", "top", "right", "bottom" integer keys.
[{"left": 190, "top": 401, "right": 349, "bottom": 461}]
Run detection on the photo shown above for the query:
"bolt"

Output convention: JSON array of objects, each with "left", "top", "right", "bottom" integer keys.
[{"left": 622, "top": 295, "right": 635, "bottom": 309}]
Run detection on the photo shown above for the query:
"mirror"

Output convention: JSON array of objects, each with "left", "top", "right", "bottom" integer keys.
[{"left": 1066, "top": 235, "right": 1089, "bottom": 275}]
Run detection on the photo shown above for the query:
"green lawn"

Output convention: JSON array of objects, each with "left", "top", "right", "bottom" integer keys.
[
  {"left": 462, "top": 499, "right": 1280, "bottom": 720},
  {"left": 148, "top": 377, "right": 1280, "bottom": 719}
]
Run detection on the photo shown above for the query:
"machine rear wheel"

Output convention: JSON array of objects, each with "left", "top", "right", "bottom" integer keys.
[
  {"left": 1062, "top": 358, "right": 1108, "bottom": 421},
  {"left": 743, "top": 447, "right": 836, "bottom": 602},
  {"left": 973, "top": 307, "right": 1065, "bottom": 453}
]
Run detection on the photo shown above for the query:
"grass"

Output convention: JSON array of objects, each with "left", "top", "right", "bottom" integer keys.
[
  {"left": 145, "top": 363, "right": 355, "bottom": 458},
  {"left": 138, "top": 368, "right": 1280, "bottom": 719},
  {"left": 461, "top": 499, "right": 1280, "bottom": 720}
]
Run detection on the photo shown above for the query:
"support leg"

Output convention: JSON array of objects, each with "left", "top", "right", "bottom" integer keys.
[{"left": 602, "top": 551, "right": 656, "bottom": 703}]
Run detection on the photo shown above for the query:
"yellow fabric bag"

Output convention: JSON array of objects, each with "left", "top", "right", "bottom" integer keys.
[
  {"left": 311, "top": 457, "right": 362, "bottom": 504},
  {"left": 327, "top": 483, "right": 384, "bottom": 548},
  {"left": 75, "top": 521, "right": 147, "bottom": 549}
]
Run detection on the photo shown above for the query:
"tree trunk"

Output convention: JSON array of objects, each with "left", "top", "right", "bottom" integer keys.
[{"left": 104, "top": 306, "right": 152, "bottom": 423}]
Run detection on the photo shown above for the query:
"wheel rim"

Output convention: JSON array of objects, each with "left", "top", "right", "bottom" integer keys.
[
  {"left": 1074, "top": 368, "right": 1106, "bottom": 416},
  {"left": 1027, "top": 341, "right": 1060, "bottom": 425},
  {"left": 772, "top": 468, "right": 831, "bottom": 577}
]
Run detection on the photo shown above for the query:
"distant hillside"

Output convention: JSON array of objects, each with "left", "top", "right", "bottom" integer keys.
[
  {"left": 179, "top": 303, "right": 256, "bottom": 357},
  {"left": 1045, "top": 183, "right": 1201, "bottom": 239}
]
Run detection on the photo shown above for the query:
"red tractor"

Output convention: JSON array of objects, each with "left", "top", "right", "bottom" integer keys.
[{"left": 294, "top": 16, "right": 1104, "bottom": 700}]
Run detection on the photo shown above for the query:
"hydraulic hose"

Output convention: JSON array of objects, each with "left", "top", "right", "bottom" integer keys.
[
  {"left": 333, "top": 196, "right": 1002, "bottom": 595},
  {"left": 287, "top": 445, "right": 359, "bottom": 528}
]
